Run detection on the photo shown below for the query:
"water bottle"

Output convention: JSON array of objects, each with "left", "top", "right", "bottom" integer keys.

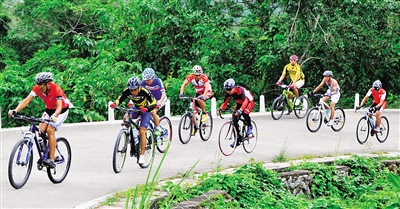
[
  {"left": 368, "top": 116, "right": 374, "bottom": 127},
  {"left": 325, "top": 110, "right": 330, "bottom": 117},
  {"left": 38, "top": 137, "right": 45, "bottom": 152},
  {"left": 132, "top": 127, "right": 139, "bottom": 145}
]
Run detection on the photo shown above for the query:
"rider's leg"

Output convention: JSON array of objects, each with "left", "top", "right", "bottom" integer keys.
[
  {"left": 138, "top": 112, "right": 151, "bottom": 163},
  {"left": 375, "top": 110, "right": 381, "bottom": 129}
]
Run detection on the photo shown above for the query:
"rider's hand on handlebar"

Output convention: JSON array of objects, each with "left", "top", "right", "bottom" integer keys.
[
  {"left": 235, "top": 109, "right": 243, "bottom": 116},
  {"left": 369, "top": 106, "right": 376, "bottom": 112},
  {"left": 8, "top": 109, "right": 17, "bottom": 117},
  {"left": 179, "top": 94, "right": 184, "bottom": 98},
  {"left": 127, "top": 103, "right": 132, "bottom": 108},
  {"left": 140, "top": 107, "right": 148, "bottom": 113},
  {"left": 289, "top": 84, "right": 294, "bottom": 89},
  {"left": 355, "top": 106, "right": 362, "bottom": 110},
  {"left": 110, "top": 103, "right": 117, "bottom": 109},
  {"left": 217, "top": 108, "right": 222, "bottom": 116},
  {"left": 275, "top": 81, "right": 281, "bottom": 86},
  {"left": 308, "top": 91, "right": 314, "bottom": 96},
  {"left": 50, "top": 114, "right": 57, "bottom": 122}
]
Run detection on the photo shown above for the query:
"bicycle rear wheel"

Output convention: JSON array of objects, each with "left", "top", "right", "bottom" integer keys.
[
  {"left": 156, "top": 116, "right": 172, "bottom": 153},
  {"left": 139, "top": 130, "right": 155, "bottom": 168},
  {"left": 294, "top": 95, "right": 310, "bottom": 119},
  {"left": 200, "top": 112, "right": 213, "bottom": 141},
  {"left": 47, "top": 137, "right": 72, "bottom": 183},
  {"left": 112, "top": 129, "right": 129, "bottom": 173},
  {"left": 8, "top": 137, "right": 33, "bottom": 189},
  {"left": 331, "top": 107, "right": 346, "bottom": 132},
  {"left": 271, "top": 96, "right": 286, "bottom": 120},
  {"left": 306, "top": 107, "right": 322, "bottom": 133},
  {"left": 243, "top": 121, "right": 258, "bottom": 153},
  {"left": 178, "top": 113, "right": 193, "bottom": 144},
  {"left": 218, "top": 122, "right": 237, "bottom": 156},
  {"left": 356, "top": 116, "right": 369, "bottom": 144},
  {"left": 376, "top": 116, "right": 389, "bottom": 143}
]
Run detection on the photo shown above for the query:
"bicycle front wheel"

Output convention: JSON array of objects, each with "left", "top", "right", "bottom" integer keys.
[
  {"left": 271, "top": 96, "right": 286, "bottom": 120},
  {"left": 8, "top": 137, "right": 33, "bottom": 189},
  {"left": 243, "top": 121, "right": 258, "bottom": 153},
  {"left": 47, "top": 137, "right": 72, "bottom": 183},
  {"left": 112, "top": 129, "right": 129, "bottom": 173},
  {"left": 139, "top": 129, "right": 155, "bottom": 169},
  {"left": 178, "top": 113, "right": 192, "bottom": 144},
  {"left": 356, "top": 116, "right": 369, "bottom": 144},
  {"left": 306, "top": 107, "right": 322, "bottom": 133},
  {"left": 294, "top": 95, "right": 310, "bottom": 119},
  {"left": 156, "top": 116, "right": 172, "bottom": 153},
  {"left": 218, "top": 122, "right": 237, "bottom": 156},
  {"left": 200, "top": 112, "right": 213, "bottom": 141},
  {"left": 376, "top": 116, "right": 389, "bottom": 143},
  {"left": 331, "top": 107, "right": 346, "bottom": 132}
]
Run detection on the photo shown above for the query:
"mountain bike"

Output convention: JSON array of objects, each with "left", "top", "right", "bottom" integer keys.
[
  {"left": 112, "top": 107, "right": 155, "bottom": 173},
  {"left": 355, "top": 107, "right": 389, "bottom": 144},
  {"left": 8, "top": 114, "right": 72, "bottom": 189},
  {"left": 306, "top": 94, "right": 346, "bottom": 133},
  {"left": 217, "top": 110, "right": 258, "bottom": 156},
  {"left": 271, "top": 83, "right": 310, "bottom": 120},
  {"left": 137, "top": 115, "right": 172, "bottom": 153},
  {"left": 178, "top": 96, "right": 213, "bottom": 144}
]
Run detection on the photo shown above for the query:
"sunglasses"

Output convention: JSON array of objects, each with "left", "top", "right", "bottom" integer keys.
[
  {"left": 37, "top": 83, "right": 46, "bottom": 86},
  {"left": 290, "top": 59, "right": 297, "bottom": 61}
]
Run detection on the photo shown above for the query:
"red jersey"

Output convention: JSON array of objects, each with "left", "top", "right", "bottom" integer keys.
[
  {"left": 220, "top": 86, "right": 254, "bottom": 111},
  {"left": 185, "top": 74, "right": 212, "bottom": 94},
  {"left": 366, "top": 88, "right": 386, "bottom": 104},
  {"left": 30, "top": 82, "right": 70, "bottom": 110}
]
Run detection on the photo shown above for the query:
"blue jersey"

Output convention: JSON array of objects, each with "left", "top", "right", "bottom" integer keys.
[{"left": 140, "top": 78, "right": 165, "bottom": 101}]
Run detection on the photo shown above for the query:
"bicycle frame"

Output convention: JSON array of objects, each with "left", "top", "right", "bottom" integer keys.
[
  {"left": 181, "top": 96, "right": 203, "bottom": 128},
  {"left": 280, "top": 84, "right": 296, "bottom": 109}
]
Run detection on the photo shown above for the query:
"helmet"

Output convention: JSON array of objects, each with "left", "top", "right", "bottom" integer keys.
[
  {"left": 142, "top": 68, "right": 155, "bottom": 80},
  {"left": 372, "top": 80, "right": 382, "bottom": 90},
  {"left": 35, "top": 72, "right": 53, "bottom": 84},
  {"left": 127, "top": 76, "right": 141, "bottom": 90},
  {"left": 290, "top": 55, "right": 298, "bottom": 61},
  {"left": 192, "top": 65, "right": 203, "bottom": 75},
  {"left": 323, "top": 70, "right": 333, "bottom": 77},
  {"left": 223, "top": 78, "right": 235, "bottom": 91}
]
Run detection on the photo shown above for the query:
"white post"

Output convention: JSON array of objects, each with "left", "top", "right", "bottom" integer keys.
[
  {"left": 108, "top": 101, "right": 115, "bottom": 121},
  {"left": 259, "top": 95, "right": 265, "bottom": 112},
  {"left": 211, "top": 97, "right": 217, "bottom": 117},
  {"left": 165, "top": 99, "right": 171, "bottom": 118},
  {"left": 354, "top": 93, "right": 359, "bottom": 109}
]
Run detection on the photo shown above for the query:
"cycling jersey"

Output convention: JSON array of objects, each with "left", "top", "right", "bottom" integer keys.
[
  {"left": 140, "top": 78, "right": 166, "bottom": 101},
  {"left": 325, "top": 78, "right": 340, "bottom": 94},
  {"left": 220, "top": 86, "right": 254, "bottom": 114},
  {"left": 282, "top": 63, "right": 305, "bottom": 82},
  {"left": 30, "top": 82, "right": 70, "bottom": 111},
  {"left": 366, "top": 88, "right": 387, "bottom": 105},
  {"left": 115, "top": 87, "right": 156, "bottom": 111},
  {"left": 185, "top": 74, "right": 213, "bottom": 94}
]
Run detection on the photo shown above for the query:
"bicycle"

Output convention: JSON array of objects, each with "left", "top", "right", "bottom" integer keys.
[
  {"left": 137, "top": 114, "right": 172, "bottom": 153},
  {"left": 8, "top": 114, "right": 72, "bottom": 189},
  {"left": 112, "top": 106, "right": 155, "bottom": 173},
  {"left": 217, "top": 110, "right": 258, "bottom": 156},
  {"left": 271, "top": 83, "right": 310, "bottom": 120},
  {"left": 306, "top": 94, "right": 346, "bottom": 133},
  {"left": 355, "top": 107, "right": 389, "bottom": 144},
  {"left": 178, "top": 96, "right": 213, "bottom": 144}
]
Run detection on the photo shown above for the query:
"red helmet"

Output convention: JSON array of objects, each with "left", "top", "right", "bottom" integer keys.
[{"left": 290, "top": 55, "right": 298, "bottom": 61}]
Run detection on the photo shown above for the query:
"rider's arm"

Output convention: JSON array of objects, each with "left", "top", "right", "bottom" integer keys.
[
  {"left": 293, "top": 65, "right": 301, "bottom": 84},
  {"left": 359, "top": 95, "right": 370, "bottom": 107},
  {"left": 14, "top": 94, "right": 34, "bottom": 113},
  {"left": 312, "top": 79, "right": 325, "bottom": 93},
  {"left": 277, "top": 66, "right": 287, "bottom": 83},
  {"left": 144, "top": 89, "right": 157, "bottom": 112},
  {"left": 180, "top": 79, "right": 190, "bottom": 95},
  {"left": 54, "top": 99, "right": 63, "bottom": 116},
  {"left": 202, "top": 81, "right": 210, "bottom": 98},
  {"left": 115, "top": 89, "right": 131, "bottom": 106},
  {"left": 220, "top": 93, "right": 230, "bottom": 110},
  {"left": 331, "top": 80, "right": 338, "bottom": 95}
]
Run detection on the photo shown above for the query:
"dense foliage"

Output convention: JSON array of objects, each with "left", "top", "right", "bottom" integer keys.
[{"left": 1, "top": 0, "right": 399, "bottom": 127}]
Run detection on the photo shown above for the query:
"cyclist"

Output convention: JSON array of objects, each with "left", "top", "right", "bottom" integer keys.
[
  {"left": 8, "top": 72, "right": 72, "bottom": 168},
  {"left": 217, "top": 78, "right": 254, "bottom": 147},
  {"left": 110, "top": 76, "right": 156, "bottom": 164},
  {"left": 140, "top": 67, "right": 167, "bottom": 137},
  {"left": 179, "top": 65, "right": 213, "bottom": 135},
  {"left": 309, "top": 70, "right": 341, "bottom": 126},
  {"left": 356, "top": 80, "right": 387, "bottom": 132},
  {"left": 276, "top": 54, "right": 305, "bottom": 114}
]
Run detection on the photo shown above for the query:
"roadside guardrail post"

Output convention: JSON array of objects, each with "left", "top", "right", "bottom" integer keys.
[
  {"left": 211, "top": 97, "right": 217, "bottom": 117},
  {"left": 259, "top": 95, "right": 265, "bottom": 112},
  {"left": 354, "top": 93, "right": 359, "bottom": 109},
  {"left": 108, "top": 101, "right": 114, "bottom": 121},
  {"left": 165, "top": 99, "right": 171, "bottom": 118}
]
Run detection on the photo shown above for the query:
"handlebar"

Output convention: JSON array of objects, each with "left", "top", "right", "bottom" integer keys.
[
  {"left": 12, "top": 114, "right": 50, "bottom": 123},
  {"left": 179, "top": 96, "right": 202, "bottom": 101},
  {"left": 114, "top": 106, "right": 142, "bottom": 113},
  {"left": 218, "top": 109, "right": 236, "bottom": 119}
]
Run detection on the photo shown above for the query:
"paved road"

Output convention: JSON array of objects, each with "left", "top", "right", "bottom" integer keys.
[{"left": 1, "top": 110, "right": 399, "bottom": 208}]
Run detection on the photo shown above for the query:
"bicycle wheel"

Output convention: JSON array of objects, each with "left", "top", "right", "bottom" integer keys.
[
  {"left": 139, "top": 129, "right": 155, "bottom": 168},
  {"left": 156, "top": 116, "right": 172, "bottom": 153},
  {"left": 376, "top": 116, "right": 389, "bottom": 143},
  {"left": 178, "top": 113, "right": 193, "bottom": 144},
  {"left": 200, "top": 112, "right": 213, "bottom": 141},
  {"left": 112, "top": 129, "right": 129, "bottom": 173},
  {"left": 331, "top": 107, "right": 346, "bottom": 132},
  {"left": 218, "top": 122, "right": 237, "bottom": 156},
  {"left": 306, "top": 107, "right": 322, "bottom": 133},
  {"left": 271, "top": 96, "right": 286, "bottom": 120},
  {"left": 243, "top": 120, "right": 258, "bottom": 153},
  {"left": 294, "top": 95, "right": 310, "bottom": 119},
  {"left": 47, "top": 137, "right": 72, "bottom": 183},
  {"left": 356, "top": 116, "right": 370, "bottom": 144},
  {"left": 8, "top": 137, "right": 33, "bottom": 189}
]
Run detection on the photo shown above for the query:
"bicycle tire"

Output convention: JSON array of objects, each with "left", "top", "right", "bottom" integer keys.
[
  {"left": 218, "top": 121, "right": 237, "bottom": 156},
  {"left": 139, "top": 129, "right": 155, "bottom": 168},
  {"left": 294, "top": 95, "right": 310, "bottom": 119},
  {"left": 178, "top": 113, "right": 193, "bottom": 144},
  {"left": 271, "top": 96, "right": 286, "bottom": 120},
  {"left": 243, "top": 120, "right": 258, "bottom": 153},
  {"left": 156, "top": 116, "right": 172, "bottom": 153},
  {"left": 200, "top": 112, "right": 213, "bottom": 141},
  {"left": 376, "top": 116, "right": 389, "bottom": 143},
  {"left": 331, "top": 107, "right": 346, "bottom": 132},
  {"left": 8, "top": 137, "right": 33, "bottom": 189},
  {"left": 306, "top": 107, "right": 322, "bottom": 133},
  {"left": 112, "top": 129, "right": 129, "bottom": 173},
  {"left": 47, "top": 137, "right": 72, "bottom": 183},
  {"left": 356, "top": 116, "right": 369, "bottom": 144}
]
